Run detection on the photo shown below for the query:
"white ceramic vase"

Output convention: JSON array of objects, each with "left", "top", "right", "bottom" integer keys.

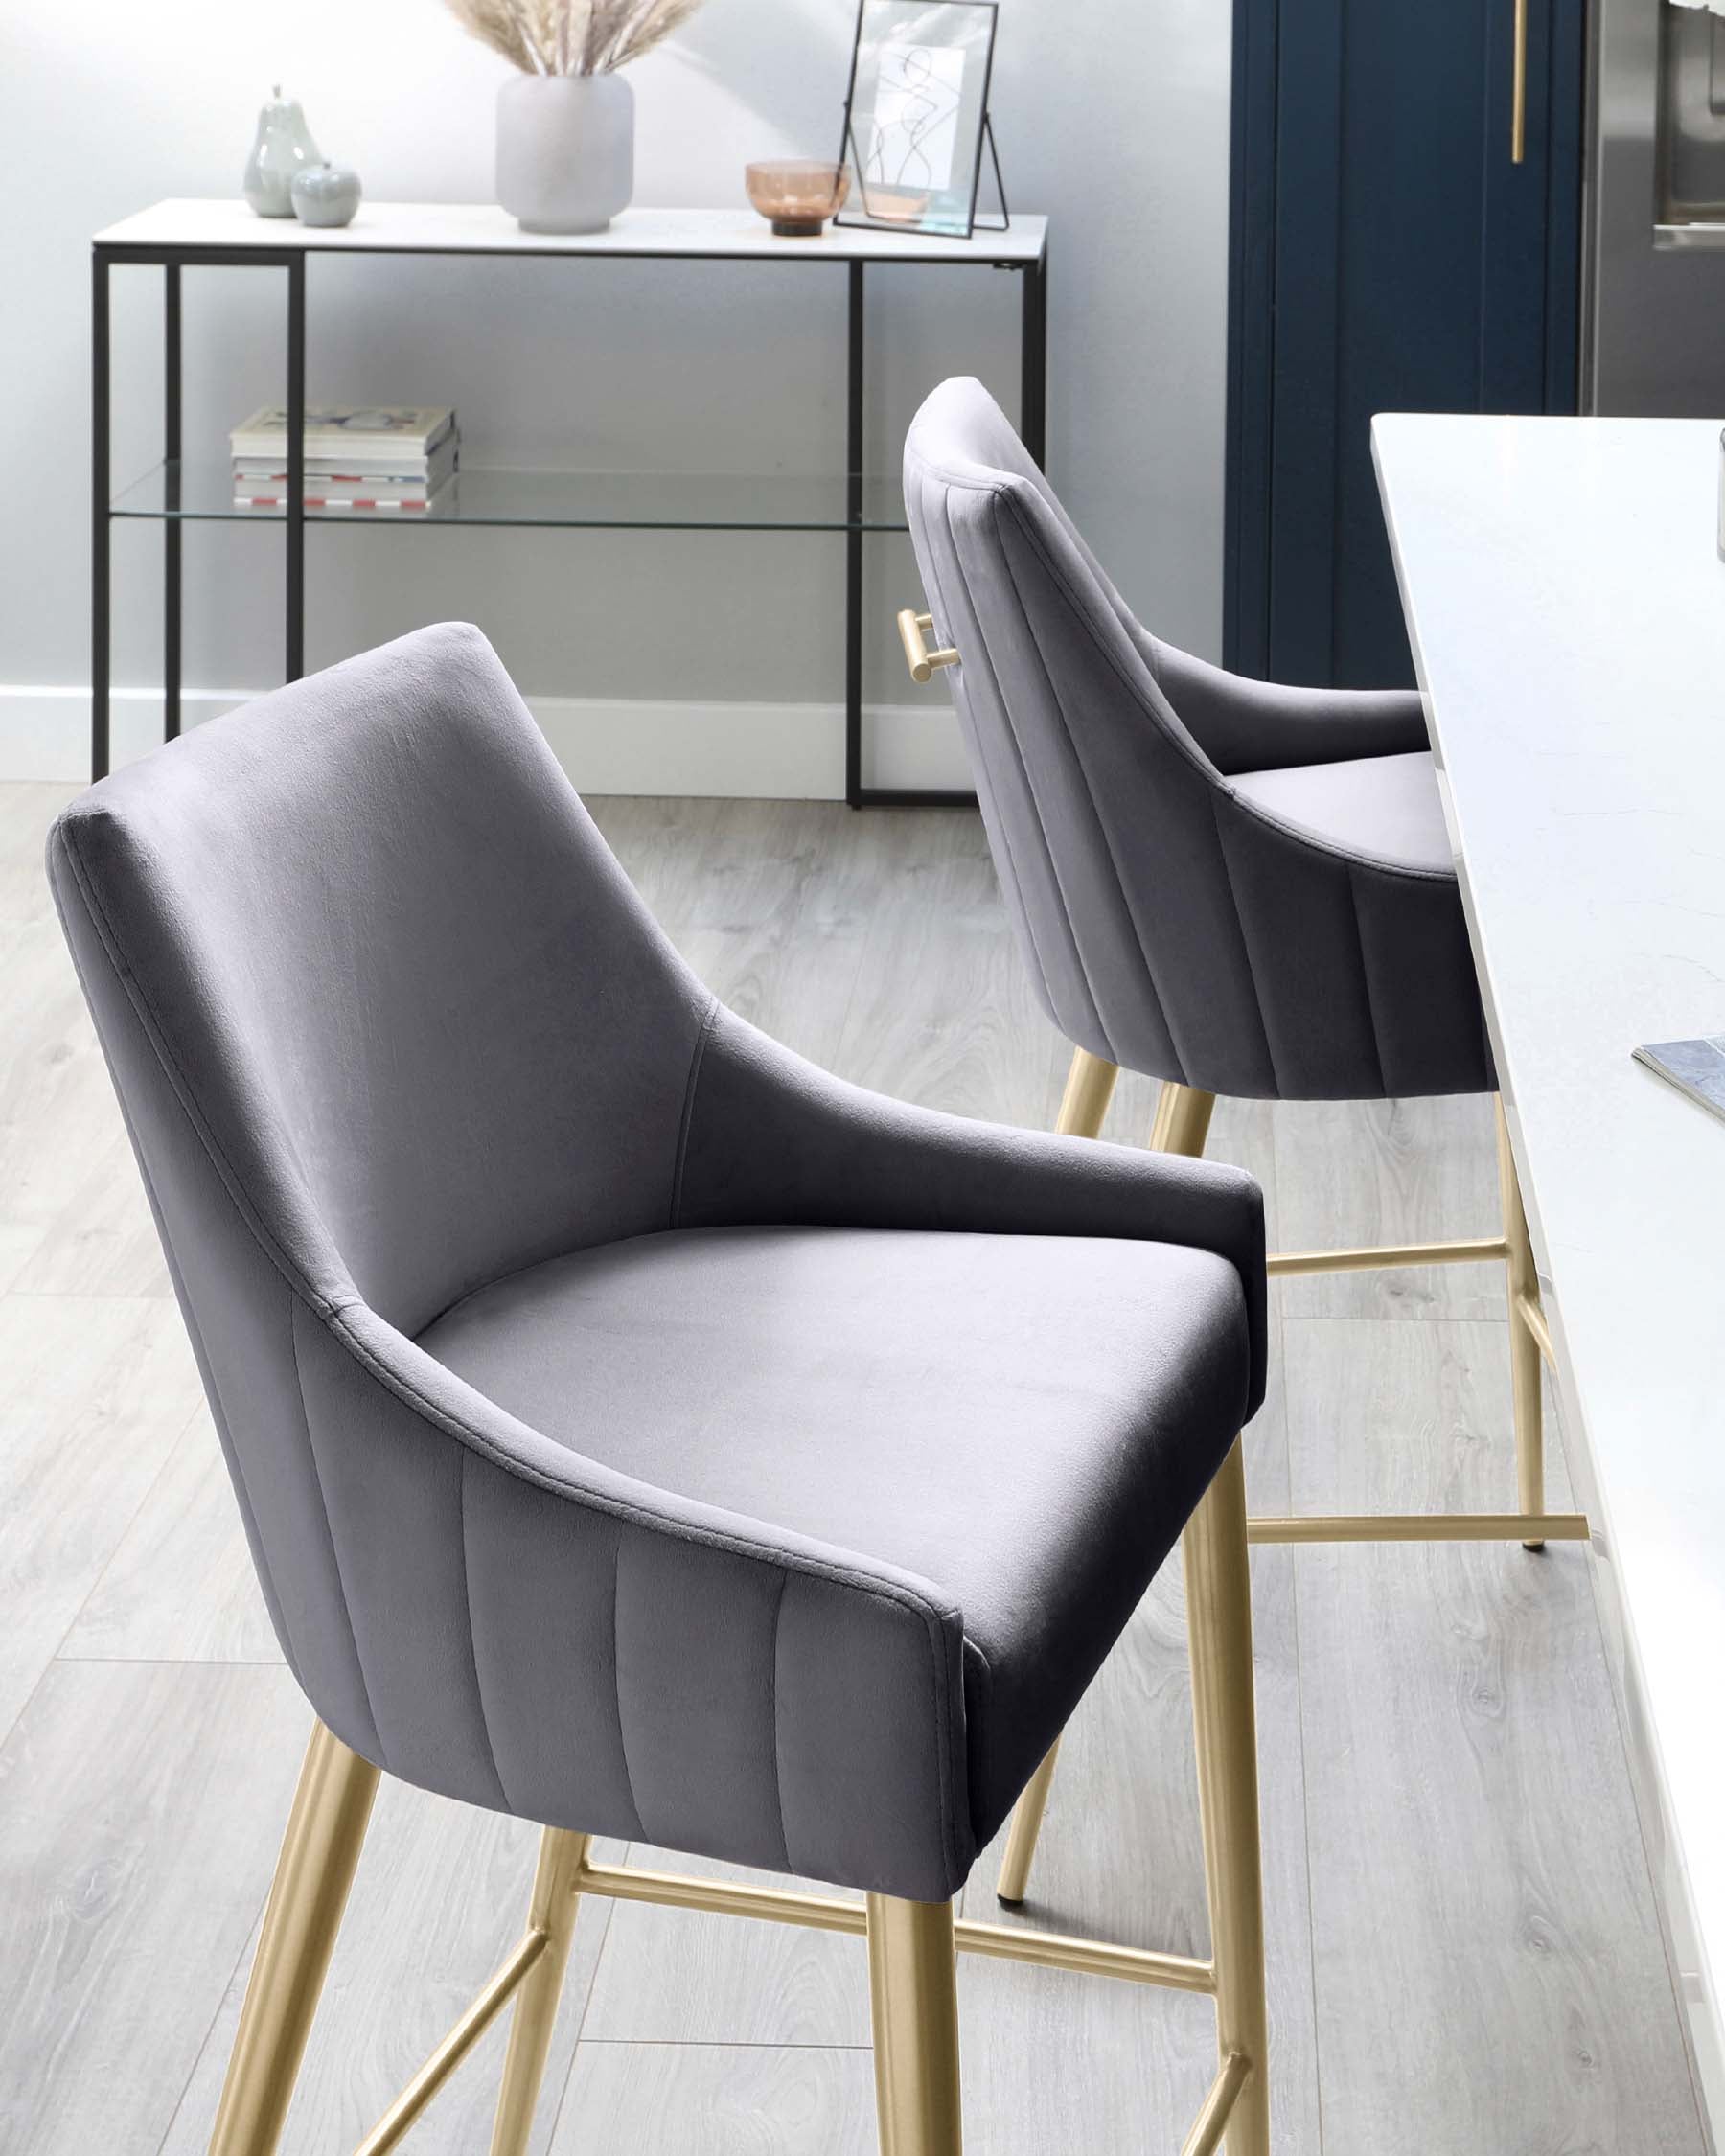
[{"left": 496, "top": 74, "right": 634, "bottom": 235}]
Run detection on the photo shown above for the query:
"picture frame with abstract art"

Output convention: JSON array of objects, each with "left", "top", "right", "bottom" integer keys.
[{"left": 836, "top": 0, "right": 1003, "bottom": 240}]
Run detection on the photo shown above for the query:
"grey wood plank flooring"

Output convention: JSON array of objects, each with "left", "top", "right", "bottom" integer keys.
[
  {"left": 0, "top": 1661, "right": 310, "bottom": 2156},
  {"left": 0, "top": 782, "right": 1703, "bottom": 2155},
  {"left": 549, "top": 2043, "right": 878, "bottom": 2154},
  {"left": 1284, "top": 1317, "right": 1703, "bottom": 2155},
  {"left": 673, "top": 799, "right": 884, "bottom": 1069},
  {"left": 581, "top": 1848, "right": 872, "bottom": 2047},
  {"left": 60, "top": 1409, "right": 281, "bottom": 1667},
  {"left": 0, "top": 1294, "right": 204, "bottom": 1737},
  {"left": 0, "top": 901, "right": 159, "bottom": 1294},
  {"left": 10, "top": 1120, "right": 172, "bottom": 1299},
  {"left": 1272, "top": 1095, "right": 1505, "bottom": 1321},
  {"left": 833, "top": 813, "right": 1068, "bottom": 1130}
]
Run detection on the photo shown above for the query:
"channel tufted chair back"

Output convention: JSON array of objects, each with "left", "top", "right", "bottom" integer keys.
[
  {"left": 46, "top": 626, "right": 733, "bottom": 1836},
  {"left": 903, "top": 376, "right": 1491, "bottom": 1100}
]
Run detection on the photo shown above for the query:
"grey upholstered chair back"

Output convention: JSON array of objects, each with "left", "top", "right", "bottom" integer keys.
[
  {"left": 46, "top": 627, "right": 729, "bottom": 1852},
  {"left": 903, "top": 378, "right": 1490, "bottom": 1101},
  {"left": 57, "top": 629, "right": 708, "bottom": 1340}
]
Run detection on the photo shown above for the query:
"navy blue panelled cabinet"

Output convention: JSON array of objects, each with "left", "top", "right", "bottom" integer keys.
[{"left": 1225, "top": 0, "right": 1587, "bottom": 687}]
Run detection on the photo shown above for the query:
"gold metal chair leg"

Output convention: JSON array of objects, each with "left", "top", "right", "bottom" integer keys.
[
  {"left": 866, "top": 1893, "right": 963, "bottom": 2156},
  {"left": 1184, "top": 1438, "right": 1271, "bottom": 2156},
  {"left": 1055, "top": 1044, "right": 1120, "bottom": 1140},
  {"left": 994, "top": 1740, "right": 1061, "bottom": 1905},
  {"left": 1495, "top": 1097, "right": 1547, "bottom": 1550},
  {"left": 994, "top": 1066, "right": 1215, "bottom": 1906},
  {"left": 1150, "top": 1077, "right": 1218, "bottom": 1161},
  {"left": 487, "top": 1827, "right": 592, "bottom": 2156},
  {"left": 208, "top": 1720, "right": 380, "bottom": 2156}
]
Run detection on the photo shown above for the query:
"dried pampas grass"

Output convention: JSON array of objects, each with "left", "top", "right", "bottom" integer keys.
[{"left": 444, "top": 0, "right": 707, "bottom": 75}]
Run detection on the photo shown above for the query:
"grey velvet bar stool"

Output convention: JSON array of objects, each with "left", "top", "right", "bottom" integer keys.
[
  {"left": 50, "top": 625, "right": 1276, "bottom": 2156},
  {"left": 899, "top": 377, "right": 1584, "bottom": 1907}
]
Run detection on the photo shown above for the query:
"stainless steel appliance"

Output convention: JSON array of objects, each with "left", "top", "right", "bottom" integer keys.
[{"left": 1588, "top": 0, "right": 1725, "bottom": 410}]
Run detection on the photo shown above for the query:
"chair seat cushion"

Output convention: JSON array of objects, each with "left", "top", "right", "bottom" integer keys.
[
  {"left": 418, "top": 1222, "right": 1250, "bottom": 1850},
  {"left": 1230, "top": 748, "right": 1453, "bottom": 874}
]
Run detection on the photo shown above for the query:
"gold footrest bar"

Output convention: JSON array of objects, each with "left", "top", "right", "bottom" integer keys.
[
  {"left": 1248, "top": 1511, "right": 1588, "bottom": 1545},
  {"left": 1267, "top": 1235, "right": 1509, "bottom": 1278},
  {"left": 571, "top": 1861, "right": 1215, "bottom": 1995},
  {"left": 1181, "top": 2052, "right": 1251, "bottom": 2156},
  {"left": 955, "top": 1916, "right": 1214, "bottom": 1994},
  {"left": 1514, "top": 1289, "right": 1557, "bottom": 1369},
  {"left": 351, "top": 1931, "right": 547, "bottom": 2156},
  {"left": 577, "top": 1859, "right": 857, "bottom": 1933}
]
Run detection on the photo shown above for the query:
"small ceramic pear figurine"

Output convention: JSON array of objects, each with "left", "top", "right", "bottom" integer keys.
[{"left": 243, "top": 86, "right": 322, "bottom": 218}]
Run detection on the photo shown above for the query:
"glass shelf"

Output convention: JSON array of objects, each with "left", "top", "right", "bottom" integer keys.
[{"left": 110, "top": 461, "right": 911, "bottom": 533}]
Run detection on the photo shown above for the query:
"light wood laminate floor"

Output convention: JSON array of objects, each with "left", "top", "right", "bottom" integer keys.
[{"left": 0, "top": 785, "right": 1705, "bottom": 2155}]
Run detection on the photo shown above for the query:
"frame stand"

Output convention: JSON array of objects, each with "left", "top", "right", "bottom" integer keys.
[{"left": 838, "top": 112, "right": 1010, "bottom": 241}]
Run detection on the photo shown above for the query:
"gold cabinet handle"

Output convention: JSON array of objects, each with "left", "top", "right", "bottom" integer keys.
[
  {"left": 896, "top": 608, "right": 959, "bottom": 685},
  {"left": 1511, "top": 0, "right": 1528, "bottom": 163}
]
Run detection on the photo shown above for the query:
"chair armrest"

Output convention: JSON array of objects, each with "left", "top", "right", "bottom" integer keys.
[
  {"left": 673, "top": 1004, "right": 1268, "bottom": 1418},
  {"left": 1144, "top": 636, "right": 1430, "bottom": 778}
]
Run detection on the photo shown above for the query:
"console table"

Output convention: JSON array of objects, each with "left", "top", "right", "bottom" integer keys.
[{"left": 90, "top": 199, "right": 1050, "bottom": 806}]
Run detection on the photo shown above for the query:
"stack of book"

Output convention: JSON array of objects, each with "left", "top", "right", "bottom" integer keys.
[{"left": 229, "top": 405, "right": 458, "bottom": 511}]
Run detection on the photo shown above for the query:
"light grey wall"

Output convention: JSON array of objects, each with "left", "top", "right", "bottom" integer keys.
[{"left": 0, "top": 0, "right": 1231, "bottom": 732}]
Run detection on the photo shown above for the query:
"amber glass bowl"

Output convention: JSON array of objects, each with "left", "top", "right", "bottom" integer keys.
[{"left": 745, "top": 160, "right": 851, "bottom": 238}]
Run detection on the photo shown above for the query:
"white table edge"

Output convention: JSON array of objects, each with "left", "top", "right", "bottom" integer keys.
[
  {"left": 92, "top": 198, "right": 1049, "bottom": 266},
  {"left": 1370, "top": 407, "right": 1725, "bottom": 2146}
]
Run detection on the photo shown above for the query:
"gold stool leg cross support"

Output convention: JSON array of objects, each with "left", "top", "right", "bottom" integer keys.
[
  {"left": 206, "top": 1444, "right": 1268, "bottom": 2156},
  {"left": 998, "top": 1049, "right": 1580, "bottom": 1910}
]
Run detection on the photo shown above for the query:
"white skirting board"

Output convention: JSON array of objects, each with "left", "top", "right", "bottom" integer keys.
[{"left": 0, "top": 686, "right": 974, "bottom": 799}]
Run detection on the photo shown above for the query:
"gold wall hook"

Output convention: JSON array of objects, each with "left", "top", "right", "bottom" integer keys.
[{"left": 897, "top": 608, "right": 960, "bottom": 684}]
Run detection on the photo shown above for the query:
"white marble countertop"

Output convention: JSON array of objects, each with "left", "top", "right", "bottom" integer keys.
[
  {"left": 93, "top": 199, "right": 1046, "bottom": 265},
  {"left": 1374, "top": 411, "right": 1725, "bottom": 2133}
]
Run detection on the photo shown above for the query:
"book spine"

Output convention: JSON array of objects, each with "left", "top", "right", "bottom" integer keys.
[
  {"left": 232, "top": 476, "right": 441, "bottom": 492},
  {"left": 231, "top": 463, "right": 448, "bottom": 478},
  {"left": 234, "top": 494, "right": 433, "bottom": 510},
  {"left": 229, "top": 429, "right": 456, "bottom": 465},
  {"left": 233, "top": 447, "right": 456, "bottom": 488}
]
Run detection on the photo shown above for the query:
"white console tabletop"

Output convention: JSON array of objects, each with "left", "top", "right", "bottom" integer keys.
[
  {"left": 94, "top": 198, "right": 1047, "bottom": 265},
  {"left": 1373, "top": 413, "right": 1725, "bottom": 2134}
]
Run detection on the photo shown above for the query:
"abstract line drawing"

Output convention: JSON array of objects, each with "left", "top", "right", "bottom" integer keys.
[{"left": 867, "top": 43, "right": 965, "bottom": 192}]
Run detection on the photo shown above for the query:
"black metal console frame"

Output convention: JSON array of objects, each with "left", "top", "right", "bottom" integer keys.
[{"left": 90, "top": 228, "right": 1047, "bottom": 807}]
